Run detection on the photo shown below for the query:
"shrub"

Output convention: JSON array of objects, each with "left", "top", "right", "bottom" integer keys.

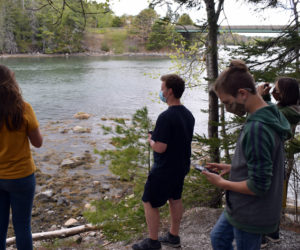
[{"left": 101, "top": 43, "right": 110, "bottom": 52}]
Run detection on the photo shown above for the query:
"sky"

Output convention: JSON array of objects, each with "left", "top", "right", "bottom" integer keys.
[{"left": 98, "top": 0, "right": 292, "bottom": 26}]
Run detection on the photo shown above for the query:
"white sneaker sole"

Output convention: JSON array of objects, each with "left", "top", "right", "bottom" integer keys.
[
  {"left": 160, "top": 242, "right": 181, "bottom": 248},
  {"left": 265, "top": 236, "right": 280, "bottom": 243}
]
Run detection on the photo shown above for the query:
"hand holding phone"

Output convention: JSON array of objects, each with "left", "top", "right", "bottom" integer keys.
[{"left": 195, "top": 164, "right": 218, "bottom": 174}]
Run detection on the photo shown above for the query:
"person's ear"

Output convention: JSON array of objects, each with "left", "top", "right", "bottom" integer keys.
[
  {"left": 238, "top": 88, "right": 248, "bottom": 96},
  {"left": 237, "top": 89, "right": 249, "bottom": 101}
]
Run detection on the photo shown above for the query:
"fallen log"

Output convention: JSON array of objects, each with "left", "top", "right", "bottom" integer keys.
[{"left": 6, "top": 224, "right": 100, "bottom": 246}]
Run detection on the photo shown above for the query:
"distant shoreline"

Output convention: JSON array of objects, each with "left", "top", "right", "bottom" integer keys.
[{"left": 0, "top": 51, "right": 172, "bottom": 59}]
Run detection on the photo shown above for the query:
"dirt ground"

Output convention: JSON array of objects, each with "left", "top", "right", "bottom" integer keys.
[{"left": 107, "top": 207, "right": 300, "bottom": 250}]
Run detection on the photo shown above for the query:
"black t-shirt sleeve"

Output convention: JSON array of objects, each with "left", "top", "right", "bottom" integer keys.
[{"left": 151, "top": 113, "right": 170, "bottom": 144}]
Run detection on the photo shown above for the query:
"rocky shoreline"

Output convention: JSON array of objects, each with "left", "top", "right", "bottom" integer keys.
[
  {"left": 6, "top": 113, "right": 133, "bottom": 240},
  {"left": 0, "top": 51, "right": 172, "bottom": 59},
  {"left": 4, "top": 114, "right": 300, "bottom": 249}
]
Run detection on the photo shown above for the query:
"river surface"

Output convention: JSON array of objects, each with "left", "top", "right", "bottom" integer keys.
[
  {"left": 0, "top": 56, "right": 209, "bottom": 177},
  {"left": 0, "top": 56, "right": 208, "bottom": 130}
]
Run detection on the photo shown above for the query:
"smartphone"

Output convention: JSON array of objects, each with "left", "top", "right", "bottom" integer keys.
[
  {"left": 195, "top": 164, "right": 218, "bottom": 174},
  {"left": 148, "top": 130, "right": 153, "bottom": 134}
]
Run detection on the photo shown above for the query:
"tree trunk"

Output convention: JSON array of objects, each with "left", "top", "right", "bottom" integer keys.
[
  {"left": 292, "top": 0, "right": 300, "bottom": 74},
  {"left": 204, "top": 0, "right": 220, "bottom": 162},
  {"left": 0, "top": 1, "right": 5, "bottom": 52},
  {"left": 220, "top": 104, "right": 231, "bottom": 163}
]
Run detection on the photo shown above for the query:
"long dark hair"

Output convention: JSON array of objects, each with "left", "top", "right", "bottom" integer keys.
[
  {"left": 0, "top": 64, "right": 24, "bottom": 131},
  {"left": 277, "top": 77, "right": 299, "bottom": 107},
  {"left": 214, "top": 60, "right": 256, "bottom": 97}
]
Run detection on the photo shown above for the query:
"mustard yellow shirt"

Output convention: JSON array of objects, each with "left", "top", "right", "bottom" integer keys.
[{"left": 0, "top": 102, "right": 39, "bottom": 179}]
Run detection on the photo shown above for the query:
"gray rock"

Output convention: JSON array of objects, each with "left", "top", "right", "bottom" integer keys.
[
  {"left": 60, "top": 155, "right": 91, "bottom": 168},
  {"left": 49, "top": 224, "right": 58, "bottom": 230},
  {"left": 64, "top": 218, "right": 79, "bottom": 227},
  {"left": 73, "top": 126, "right": 91, "bottom": 133},
  {"left": 88, "top": 232, "right": 97, "bottom": 237},
  {"left": 102, "top": 184, "right": 110, "bottom": 191},
  {"left": 57, "top": 197, "right": 69, "bottom": 206},
  {"left": 35, "top": 189, "right": 53, "bottom": 202},
  {"left": 59, "top": 128, "right": 69, "bottom": 134},
  {"left": 71, "top": 234, "right": 82, "bottom": 244}
]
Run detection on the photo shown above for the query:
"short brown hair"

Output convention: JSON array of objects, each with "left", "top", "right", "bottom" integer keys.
[
  {"left": 214, "top": 60, "right": 256, "bottom": 97},
  {"left": 277, "top": 77, "right": 299, "bottom": 107},
  {"left": 160, "top": 74, "right": 185, "bottom": 98}
]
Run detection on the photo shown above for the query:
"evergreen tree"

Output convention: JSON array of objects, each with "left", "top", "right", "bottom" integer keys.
[
  {"left": 129, "top": 8, "right": 159, "bottom": 44},
  {"left": 233, "top": 0, "right": 300, "bottom": 81},
  {"left": 146, "top": 20, "right": 181, "bottom": 50},
  {"left": 177, "top": 13, "right": 194, "bottom": 25}
]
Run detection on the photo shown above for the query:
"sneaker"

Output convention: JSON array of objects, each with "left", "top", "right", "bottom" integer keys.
[
  {"left": 158, "top": 232, "right": 181, "bottom": 248},
  {"left": 265, "top": 229, "right": 280, "bottom": 243},
  {"left": 132, "top": 238, "right": 161, "bottom": 250},
  {"left": 261, "top": 235, "right": 268, "bottom": 249}
]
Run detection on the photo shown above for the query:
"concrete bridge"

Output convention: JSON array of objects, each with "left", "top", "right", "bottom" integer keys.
[{"left": 175, "top": 25, "right": 297, "bottom": 33}]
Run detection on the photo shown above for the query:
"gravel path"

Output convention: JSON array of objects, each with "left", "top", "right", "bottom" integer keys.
[
  {"left": 7, "top": 207, "right": 299, "bottom": 249},
  {"left": 107, "top": 207, "right": 300, "bottom": 250}
]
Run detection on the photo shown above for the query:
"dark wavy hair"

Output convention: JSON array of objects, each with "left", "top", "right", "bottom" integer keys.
[
  {"left": 0, "top": 64, "right": 24, "bottom": 130},
  {"left": 276, "top": 77, "right": 299, "bottom": 107},
  {"left": 214, "top": 60, "right": 256, "bottom": 97}
]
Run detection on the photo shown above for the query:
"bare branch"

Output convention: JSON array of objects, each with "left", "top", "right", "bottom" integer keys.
[{"left": 216, "top": 0, "right": 225, "bottom": 20}]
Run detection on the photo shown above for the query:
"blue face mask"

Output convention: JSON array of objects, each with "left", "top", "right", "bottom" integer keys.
[{"left": 159, "top": 90, "right": 167, "bottom": 103}]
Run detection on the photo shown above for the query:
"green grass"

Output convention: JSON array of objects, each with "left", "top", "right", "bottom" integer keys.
[{"left": 88, "top": 27, "right": 128, "bottom": 53}]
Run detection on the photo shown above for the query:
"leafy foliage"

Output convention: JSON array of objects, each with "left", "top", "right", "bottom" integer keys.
[
  {"left": 99, "top": 107, "right": 152, "bottom": 180},
  {"left": 232, "top": 28, "right": 300, "bottom": 81},
  {"left": 129, "top": 8, "right": 158, "bottom": 44},
  {"left": 0, "top": 0, "right": 113, "bottom": 53},
  {"left": 84, "top": 107, "right": 153, "bottom": 241},
  {"left": 146, "top": 20, "right": 182, "bottom": 51},
  {"left": 112, "top": 16, "right": 124, "bottom": 27},
  {"left": 177, "top": 13, "right": 194, "bottom": 25},
  {"left": 231, "top": 0, "right": 300, "bottom": 81}
]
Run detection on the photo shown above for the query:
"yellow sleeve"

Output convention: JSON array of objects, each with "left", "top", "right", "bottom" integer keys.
[{"left": 24, "top": 102, "right": 39, "bottom": 132}]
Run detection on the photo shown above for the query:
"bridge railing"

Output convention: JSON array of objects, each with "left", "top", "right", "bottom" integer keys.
[{"left": 175, "top": 25, "right": 299, "bottom": 34}]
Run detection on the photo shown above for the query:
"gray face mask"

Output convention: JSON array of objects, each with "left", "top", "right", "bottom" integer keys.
[{"left": 225, "top": 102, "right": 246, "bottom": 117}]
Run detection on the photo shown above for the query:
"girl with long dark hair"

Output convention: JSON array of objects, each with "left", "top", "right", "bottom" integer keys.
[{"left": 0, "top": 64, "right": 43, "bottom": 250}]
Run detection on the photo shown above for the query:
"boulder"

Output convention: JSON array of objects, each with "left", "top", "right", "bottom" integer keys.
[
  {"left": 73, "top": 112, "right": 91, "bottom": 120},
  {"left": 64, "top": 218, "right": 79, "bottom": 227},
  {"left": 60, "top": 159, "right": 80, "bottom": 168},
  {"left": 35, "top": 189, "right": 53, "bottom": 202},
  {"left": 73, "top": 126, "right": 91, "bottom": 133}
]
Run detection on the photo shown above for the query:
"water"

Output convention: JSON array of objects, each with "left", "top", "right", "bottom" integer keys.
[
  {"left": 0, "top": 56, "right": 208, "bottom": 133},
  {"left": 0, "top": 56, "right": 209, "bottom": 178}
]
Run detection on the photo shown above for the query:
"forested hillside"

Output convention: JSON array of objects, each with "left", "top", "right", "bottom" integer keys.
[
  {"left": 0, "top": 0, "right": 113, "bottom": 53},
  {"left": 0, "top": 0, "right": 264, "bottom": 54}
]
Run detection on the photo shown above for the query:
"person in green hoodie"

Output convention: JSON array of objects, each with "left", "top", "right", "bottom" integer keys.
[
  {"left": 257, "top": 77, "right": 300, "bottom": 247},
  {"left": 202, "top": 60, "right": 291, "bottom": 250}
]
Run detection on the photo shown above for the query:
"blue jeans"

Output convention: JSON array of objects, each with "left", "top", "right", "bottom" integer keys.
[
  {"left": 0, "top": 174, "right": 35, "bottom": 250},
  {"left": 211, "top": 212, "right": 262, "bottom": 250}
]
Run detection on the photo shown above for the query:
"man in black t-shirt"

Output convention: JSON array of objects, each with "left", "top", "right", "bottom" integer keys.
[{"left": 132, "top": 74, "right": 195, "bottom": 250}]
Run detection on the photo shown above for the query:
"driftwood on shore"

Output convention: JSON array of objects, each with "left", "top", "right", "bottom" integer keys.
[{"left": 6, "top": 224, "right": 100, "bottom": 246}]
